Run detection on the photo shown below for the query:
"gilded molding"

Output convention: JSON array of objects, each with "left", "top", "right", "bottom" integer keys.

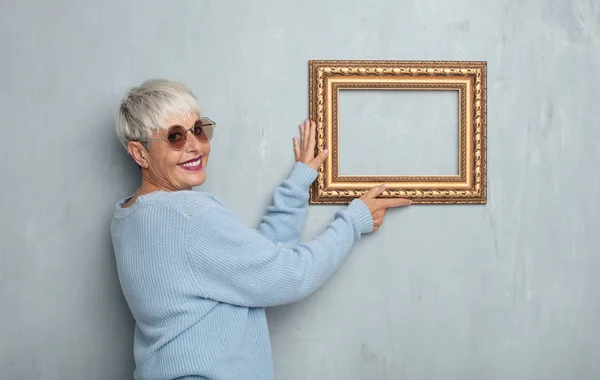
[{"left": 308, "top": 60, "right": 487, "bottom": 205}]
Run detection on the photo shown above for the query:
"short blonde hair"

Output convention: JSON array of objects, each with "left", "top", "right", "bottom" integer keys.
[{"left": 115, "top": 79, "right": 202, "bottom": 149}]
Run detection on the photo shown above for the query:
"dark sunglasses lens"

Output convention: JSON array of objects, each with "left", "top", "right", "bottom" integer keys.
[
  {"left": 194, "top": 120, "right": 214, "bottom": 142},
  {"left": 166, "top": 126, "right": 187, "bottom": 149}
]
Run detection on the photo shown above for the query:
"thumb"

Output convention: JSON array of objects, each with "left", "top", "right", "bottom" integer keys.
[
  {"left": 362, "top": 184, "right": 387, "bottom": 200},
  {"left": 310, "top": 149, "right": 328, "bottom": 169}
]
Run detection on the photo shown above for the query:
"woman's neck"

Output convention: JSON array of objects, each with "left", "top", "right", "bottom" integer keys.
[
  {"left": 137, "top": 179, "right": 164, "bottom": 196},
  {"left": 122, "top": 179, "right": 166, "bottom": 208},
  {"left": 122, "top": 170, "right": 194, "bottom": 208}
]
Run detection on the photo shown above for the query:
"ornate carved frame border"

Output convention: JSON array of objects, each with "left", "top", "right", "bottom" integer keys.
[{"left": 308, "top": 60, "right": 487, "bottom": 205}]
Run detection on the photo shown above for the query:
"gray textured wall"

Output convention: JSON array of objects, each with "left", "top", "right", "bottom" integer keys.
[{"left": 1, "top": 1, "right": 599, "bottom": 379}]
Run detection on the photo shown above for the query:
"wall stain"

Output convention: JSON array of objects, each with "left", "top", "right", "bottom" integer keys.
[
  {"left": 361, "top": 343, "right": 378, "bottom": 364},
  {"left": 484, "top": 206, "right": 500, "bottom": 263},
  {"left": 541, "top": 0, "right": 588, "bottom": 41}
]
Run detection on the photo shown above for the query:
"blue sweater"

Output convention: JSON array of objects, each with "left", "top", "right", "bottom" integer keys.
[{"left": 110, "top": 162, "right": 374, "bottom": 380}]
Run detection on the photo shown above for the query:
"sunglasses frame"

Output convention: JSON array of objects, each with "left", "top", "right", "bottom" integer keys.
[{"left": 138, "top": 117, "right": 217, "bottom": 151}]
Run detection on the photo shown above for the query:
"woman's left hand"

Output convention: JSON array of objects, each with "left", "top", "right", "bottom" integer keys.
[{"left": 293, "top": 119, "right": 328, "bottom": 171}]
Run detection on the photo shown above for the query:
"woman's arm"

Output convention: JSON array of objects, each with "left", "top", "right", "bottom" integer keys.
[
  {"left": 256, "top": 161, "right": 316, "bottom": 245},
  {"left": 256, "top": 119, "right": 327, "bottom": 245},
  {"left": 185, "top": 196, "right": 373, "bottom": 308}
]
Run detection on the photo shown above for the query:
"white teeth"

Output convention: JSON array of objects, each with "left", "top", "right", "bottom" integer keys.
[{"left": 181, "top": 157, "right": 201, "bottom": 167}]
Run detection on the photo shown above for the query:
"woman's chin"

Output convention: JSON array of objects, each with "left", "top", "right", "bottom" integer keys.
[
  {"left": 185, "top": 171, "right": 206, "bottom": 188},
  {"left": 174, "top": 160, "right": 208, "bottom": 188}
]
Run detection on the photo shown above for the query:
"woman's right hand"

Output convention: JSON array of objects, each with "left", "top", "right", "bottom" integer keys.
[
  {"left": 294, "top": 119, "right": 328, "bottom": 171},
  {"left": 359, "top": 185, "right": 412, "bottom": 232}
]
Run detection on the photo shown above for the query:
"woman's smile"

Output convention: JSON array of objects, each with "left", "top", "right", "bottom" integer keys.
[{"left": 178, "top": 155, "right": 203, "bottom": 171}]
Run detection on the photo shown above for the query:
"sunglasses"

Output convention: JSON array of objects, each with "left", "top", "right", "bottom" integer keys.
[{"left": 139, "top": 117, "right": 216, "bottom": 150}]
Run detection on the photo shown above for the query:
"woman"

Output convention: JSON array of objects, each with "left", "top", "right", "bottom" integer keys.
[{"left": 111, "top": 79, "right": 411, "bottom": 380}]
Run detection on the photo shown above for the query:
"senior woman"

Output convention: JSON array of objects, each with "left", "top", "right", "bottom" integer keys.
[{"left": 111, "top": 78, "right": 412, "bottom": 380}]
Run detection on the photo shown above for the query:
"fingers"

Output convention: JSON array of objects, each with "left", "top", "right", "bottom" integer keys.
[
  {"left": 295, "top": 119, "right": 323, "bottom": 167},
  {"left": 293, "top": 137, "right": 301, "bottom": 160},
  {"left": 378, "top": 198, "right": 412, "bottom": 208},
  {"left": 372, "top": 209, "right": 386, "bottom": 220},
  {"left": 362, "top": 184, "right": 387, "bottom": 200},
  {"left": 298, "top": 123, "right": 305, "bottom": 149},
  {"left": 307, "top": 120, "right": 316, "bottom": 151},
  {"left": 362, "top": 185, "right": 412, "bottom": 206},
  {"left": 362, "top": 187, "right": 413, "bottom": 233},
  {"left": 301, "top": 119, "right": 310, "bottom": 149},
  {"left": 372, "top": 214, "right": 384, "bottom": 231},
  {"left": 309, "top": 148, "right": 328, "bottom": 169}
]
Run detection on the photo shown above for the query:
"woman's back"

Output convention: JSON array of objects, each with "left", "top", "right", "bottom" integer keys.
[{"left": 111, "top": 190, "right": 275, "bottom": 379}]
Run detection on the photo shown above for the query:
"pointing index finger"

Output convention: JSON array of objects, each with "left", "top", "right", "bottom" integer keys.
[{"left": 378, "top": 198, "right": 412, "bottom": 208}]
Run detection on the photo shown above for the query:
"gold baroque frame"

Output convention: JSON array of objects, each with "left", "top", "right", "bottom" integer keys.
[{"left": 308, "top": 60, "right": 487, "bottom": 205}]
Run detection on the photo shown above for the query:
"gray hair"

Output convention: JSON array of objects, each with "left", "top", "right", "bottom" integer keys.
[{"left": 115, "top": 79, "right": 202, "bottom": 150}]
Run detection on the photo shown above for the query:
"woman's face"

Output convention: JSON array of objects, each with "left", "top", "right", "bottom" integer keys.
[{"left": 139, "top": 113, "right": 211, "bottom": 191}]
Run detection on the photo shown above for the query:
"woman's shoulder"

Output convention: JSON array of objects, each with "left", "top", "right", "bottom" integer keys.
[{"left": 137, "top": 190, "right": 226, "bottom": 217}]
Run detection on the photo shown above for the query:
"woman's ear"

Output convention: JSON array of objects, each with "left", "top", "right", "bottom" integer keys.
[{"left": 128, "top": 141, "right": 149, "bottom": 168}]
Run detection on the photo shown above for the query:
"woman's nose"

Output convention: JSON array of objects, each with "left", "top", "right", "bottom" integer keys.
[{"left": 185, "top": 130, "right": 202, "bottom": 152}]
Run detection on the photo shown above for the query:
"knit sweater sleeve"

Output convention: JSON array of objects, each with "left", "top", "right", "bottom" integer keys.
[
  {"left": 185, "top": 197, "right": 373, "bottom": 308},
  {"left": 255, "top": 162, "right": 317, "bottom": 245}
]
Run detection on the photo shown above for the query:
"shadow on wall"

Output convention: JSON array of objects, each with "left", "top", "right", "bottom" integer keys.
[{"left": 106, "top": 122, "right": 142, "bottom": 199}]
